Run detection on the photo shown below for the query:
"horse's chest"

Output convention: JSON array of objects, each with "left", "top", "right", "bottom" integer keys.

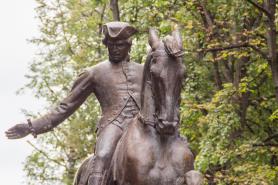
[
  {"left": 122, "top": 125, "right": 189, "bottom": 185},
  {"left": 148, "top": 162, "right": 178, "bottom": 184},
  {"left": 142, "top": 148, "right": 184, "bottom": 185}
]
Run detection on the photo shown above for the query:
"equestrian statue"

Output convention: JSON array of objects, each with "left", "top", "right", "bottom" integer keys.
[
  {"left": 5, "top": 21, "right": 202, "bottom": 185},
  {"left": 75, "top": 29, "right": 203, "bottom": 185}
]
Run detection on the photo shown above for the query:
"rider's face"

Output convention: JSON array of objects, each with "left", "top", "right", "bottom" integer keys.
[{"left": 107, "top": 40, "right": 131, "bottom": 63}]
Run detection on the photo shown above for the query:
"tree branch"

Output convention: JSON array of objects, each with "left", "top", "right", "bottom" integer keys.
[
  {"left": 248, "top": 45, "right": 270, "bottom": 62},
  {"left": 195, "top": 1, "right": 215, "bottom": 39},
  {"left": 203, "top": 42, "right": 270, "bottom": 61},
  {"left": 97, "top": 4, "right": 107, "bottom": 56},
  {"left": 253, "top": 143, "right": 278, "bottom": 147},
  {"left": 204, "top": 42, "right": 249, "bottom": 53},
  {"left": 27, "top": 140, "right": 67, "bottom": 168},
  {"left": 246, "top": 0, "right": 272, "bottom": 18},
  {"left": 94, "top": 7, "right": 109, "bottom": 21},
  {"left": 212, "top": 54, "right": 223, "bottom": 90},
  {"left": 264, "top": 133, "right": 278, "bottom": 143},
  {"left": 110, "top": 0, "right": 120, "bottom": 21},
  {"left": 252, "top": 133, "right": 278, "bottom": 147},
  {"left": 51, "top": 132, "right": 70, "bottom": 159}
]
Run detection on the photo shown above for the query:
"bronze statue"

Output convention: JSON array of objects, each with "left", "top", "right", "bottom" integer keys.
[
  {"left": 106, "top": 28, "right": 203, "bottom": 185},
  {"left": 5, "top": 22, "right": 144, "bottom": 185},
  {"left": 74, "top": 29, "right": 203, "bottom": 185}
]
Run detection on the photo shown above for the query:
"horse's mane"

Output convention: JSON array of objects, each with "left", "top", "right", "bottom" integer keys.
[{"left": 140, "top": 50, "right": 152, "bottom": 108}]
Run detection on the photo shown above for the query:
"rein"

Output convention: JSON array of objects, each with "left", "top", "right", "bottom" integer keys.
[{"left": 139, "top": 44, "right": 182, "bottom": 130}]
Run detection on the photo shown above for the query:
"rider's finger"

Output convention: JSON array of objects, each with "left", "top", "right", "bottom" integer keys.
[
  {"left": 5, "top": 131, "right": 15, "bottom": 135},
  {"left": 8, "top": 135, "right": 22, "bottom": 139},
  {"left": 6, "top": 133, "right": 18, "bottom": 138},
  {"left": 5, "top": 129, "right": 15, "bottom": 134},
  {"left": 7, "top": 134, "right": 21, "bottom": 139},
  {"left": 6, "top": 127, "right": 17, "bottom": 133}
]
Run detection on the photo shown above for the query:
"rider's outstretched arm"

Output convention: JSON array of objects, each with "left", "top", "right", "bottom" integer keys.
[
  {"left": 32, "top": 69, "right": 94, "bottom": 135},
  {"left": 5, "top": 69, "right": 95, "bottom": 139}
]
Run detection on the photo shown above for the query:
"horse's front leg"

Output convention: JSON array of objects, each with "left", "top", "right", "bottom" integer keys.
[{"left": 184, "top": 170, "right": 203, "bottom": 185}]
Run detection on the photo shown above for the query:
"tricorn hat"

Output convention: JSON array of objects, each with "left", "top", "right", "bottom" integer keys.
[{"left": 102, "top": 22, "right": 138, "bottom": 44}]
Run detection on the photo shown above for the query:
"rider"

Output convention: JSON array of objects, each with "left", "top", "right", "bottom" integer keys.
[{"left": 5, "top": 22, "right": 144, "bottom": 185}]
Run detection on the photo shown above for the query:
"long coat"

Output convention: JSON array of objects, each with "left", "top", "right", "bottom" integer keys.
[{"left": 31, "top": 59, "right": 144, "bottom": 134}]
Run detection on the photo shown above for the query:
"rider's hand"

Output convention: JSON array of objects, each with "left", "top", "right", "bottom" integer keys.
[{"left": 5, "top": 123, "right": 31, "bottom": 139}]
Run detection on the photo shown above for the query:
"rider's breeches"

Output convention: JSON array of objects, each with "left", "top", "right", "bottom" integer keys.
[{"left": 93, "top": 123, "right": 123, "bottom": 173}]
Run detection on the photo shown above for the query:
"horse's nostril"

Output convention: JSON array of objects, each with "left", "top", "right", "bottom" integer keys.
[
  {"left": 156, "top": 120, "right": 178, "bottom": 135},
  {"left": 161, "top": 120, "right": 168, "bottom": 125},
  {"left": 162, "top": 121, "right": 178, "bottom": 127},
  {"left": 157, "top": 122, "right": 165, "bottom": 129}
]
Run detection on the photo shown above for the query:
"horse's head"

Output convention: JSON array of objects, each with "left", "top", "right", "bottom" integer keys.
[{"left": 147, "top": 28, "right": 185, "bottom": 135}]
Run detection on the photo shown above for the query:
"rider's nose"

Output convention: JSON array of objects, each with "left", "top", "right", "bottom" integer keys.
[{"left": 113, "top": 44, "right": 119, "bottom": 49}]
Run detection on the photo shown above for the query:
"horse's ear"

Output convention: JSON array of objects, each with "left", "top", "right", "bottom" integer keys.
[
  {"left": 172, "top": 28, "right": 183, "bottom": 50},
  {"left": 149, "top": 28, "right": 160, "bottom": 50}
]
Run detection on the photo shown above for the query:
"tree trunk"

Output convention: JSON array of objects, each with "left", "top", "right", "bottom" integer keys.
[
  {"left": 110, "top": 0, "right": 120, "bottom": 21},
  {"left": 212, "top": 53, "right": 223, "bottom": 90},
  {"left": 265, "top": 0, "right": 278, "bottom": 101}
]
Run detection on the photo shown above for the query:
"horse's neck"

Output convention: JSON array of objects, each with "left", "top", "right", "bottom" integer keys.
[
  {"left": 140, "top": 53, "right": 156, "bottom": 122},
  {"left": 141, "top": 82, "right": 156, "bottom": 122}
]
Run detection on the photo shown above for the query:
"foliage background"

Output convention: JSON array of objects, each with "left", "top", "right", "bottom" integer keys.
[{"left": 21, "top": 0, "right": 278, "bottom": 184}]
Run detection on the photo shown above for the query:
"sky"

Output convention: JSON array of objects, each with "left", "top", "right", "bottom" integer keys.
[{"left": 0, "top": 1, "right": 46, "bottom": 184}]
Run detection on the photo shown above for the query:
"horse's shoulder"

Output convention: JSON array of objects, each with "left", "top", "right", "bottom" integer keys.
[
  {"left": 171, "top": 136, "right": 193, "bottom": 158},
  {"left": 124, "top": 121, "right": 155, "bottom": 161},
  {"left": 168, "top": 137, "right": 194, "bottom": 170}
]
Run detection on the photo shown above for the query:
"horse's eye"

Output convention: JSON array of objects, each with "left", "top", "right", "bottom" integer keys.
[
  {"left": 150, "top": 65, "right": 155, "bottom": 74},
  {"left": 150, "top": 65, "right": 160, "bottom": 77}
]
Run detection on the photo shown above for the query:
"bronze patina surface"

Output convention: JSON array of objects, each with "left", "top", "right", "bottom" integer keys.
[
  {"left": 5, "top": 21, "right": 144, "bottom": 185},
  {"left": 74, "top": 29, "right": 203, "bottom": 185},
  {"left": 6, "top": 22, "right": 202, "bottom": 185},
  {"left": 107, "top": 28, "right": 203, "bottom": 185}
]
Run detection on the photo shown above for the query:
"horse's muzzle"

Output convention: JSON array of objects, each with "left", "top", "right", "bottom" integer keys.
[{"left": 156, "top": 120, "right": 178, "bottom": 135}]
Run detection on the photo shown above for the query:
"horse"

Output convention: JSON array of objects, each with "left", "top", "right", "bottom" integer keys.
[
  {"left": 106, "top": 28, "right": 203, "bottom": 185},
  {"left": 73, "top": 28, "right": 202, "bottom": 185}
]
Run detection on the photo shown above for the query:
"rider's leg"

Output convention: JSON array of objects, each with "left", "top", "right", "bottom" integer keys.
[{"left": 88, "top": 123, "right": 123, "bottom": 185}]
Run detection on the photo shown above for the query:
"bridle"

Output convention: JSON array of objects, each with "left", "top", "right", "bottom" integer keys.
[{"left": 138, "top": 45, "right": 183, "bottom": 131}]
